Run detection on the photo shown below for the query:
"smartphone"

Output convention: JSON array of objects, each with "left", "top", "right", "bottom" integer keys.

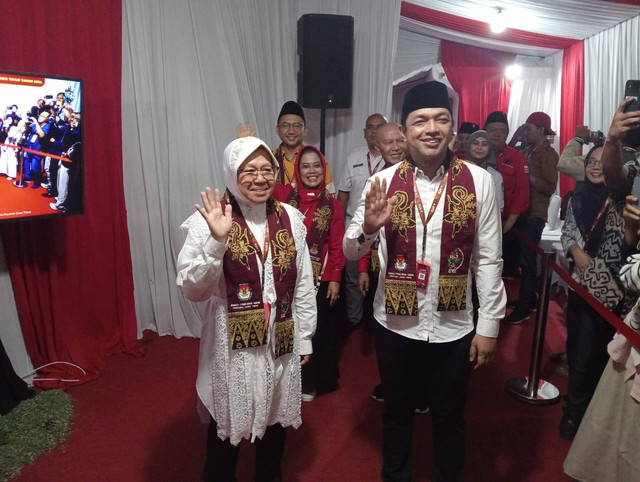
[{"left": 623, "top": 79, "right": 640, "bottom": 113}]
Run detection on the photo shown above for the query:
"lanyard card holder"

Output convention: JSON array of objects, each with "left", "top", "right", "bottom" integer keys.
[{"left": 416, "top": 260, "right": 430, "bottom": 289}]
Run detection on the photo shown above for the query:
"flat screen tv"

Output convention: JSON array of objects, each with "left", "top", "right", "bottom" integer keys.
[{"left": 0, "top": 70, "right": 83, "bottom": 222}]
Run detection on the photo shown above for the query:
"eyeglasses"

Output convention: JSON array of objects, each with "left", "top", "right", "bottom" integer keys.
[
  {"left": 278, "top": 122, "right": 305, "bottom": 132},
  {"left": 586, "top": 159, "right": 602, "bottom": 167},
  {"left": 239, "top": 167, "right": 276, "bottom": 181}
]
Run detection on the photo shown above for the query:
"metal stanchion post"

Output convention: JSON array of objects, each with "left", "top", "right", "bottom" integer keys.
[
  {"left": 13, "top": 147, "right": 28, "bottom": 188},
  {"left": 507, "top": 252, "right": 561, "bottom": 404}
]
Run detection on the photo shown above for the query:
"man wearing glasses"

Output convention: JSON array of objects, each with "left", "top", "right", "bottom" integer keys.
[{"left": 273, "top": 100, "right": 334, "bottom": 193}]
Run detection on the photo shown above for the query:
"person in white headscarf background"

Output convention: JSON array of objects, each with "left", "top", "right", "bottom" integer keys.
[
  {"left": 466, "top": 129, "right": 504, "bottom": 214},
  {"left": 176, "top": 136, "right": 317, "bottom": 481}
]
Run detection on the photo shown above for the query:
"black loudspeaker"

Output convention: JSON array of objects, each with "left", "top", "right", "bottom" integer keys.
[{"left": 297, "top": 14, "right": 354, "bottom": 109}]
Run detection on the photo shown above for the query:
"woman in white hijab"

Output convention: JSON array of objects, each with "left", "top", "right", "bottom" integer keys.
[{"left": 176, "top": 136, "right": 317, "bottom": 481}]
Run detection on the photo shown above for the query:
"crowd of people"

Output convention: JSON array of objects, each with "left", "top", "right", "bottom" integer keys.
[
  {"left": 0, "top": 93, "right": 83, "bottom": 214},
  {"left": 176, "top": 82, "right": 640, "bottom": 481}
]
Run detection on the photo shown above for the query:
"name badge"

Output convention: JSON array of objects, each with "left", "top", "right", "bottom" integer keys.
[{"left": 416, "top": 260, "right": 430, "bottom": 289}]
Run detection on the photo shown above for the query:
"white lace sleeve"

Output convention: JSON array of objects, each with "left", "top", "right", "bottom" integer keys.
[{"left": 176, "top": 211, "right": 228, "bottom": 302}]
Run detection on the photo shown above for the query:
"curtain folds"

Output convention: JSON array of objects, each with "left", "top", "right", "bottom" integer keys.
[
  {"left": 559, "top": 41, "right": 584, "bottom": 196},
  {"left": 401, "top": 2, "right": 578, "bottom": 49},
  {"left": 584, "top": 15, "right": 640, "bottom": 135},
  {"left": 440, "top": 40, "right": 515, "bottom": 129},
  {"left": 507, "top": 53, "right": 563, "bottom": 155},
  {"left": 0, "top": 0, "right": 140, "bottom": 388},
  {"left": 122, "top": 0, "right": 402, "bottom": 337}
]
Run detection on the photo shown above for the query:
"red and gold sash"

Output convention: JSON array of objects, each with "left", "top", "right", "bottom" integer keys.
[
  {"left": 222, "top": 192, "right": 298, "bottom": 357},
  {"left": 384, "top": 157, "right": 477, "bottom": 316},
  {"left": 370, "top": 238, "right": 381, "bottom": 273},
  {"left": 285, "top": 188, "right": 334, "bottom": 286},
  {"left": 273, "top": 145, "right": 301, "bottom": 185},
  {"left": 437, "top": 158, "right": 477, "bottom": 310}
]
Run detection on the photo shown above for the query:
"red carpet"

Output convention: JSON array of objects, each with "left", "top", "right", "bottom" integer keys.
[
  {"left": 0, "top": 173, "right": 60, "bottom": 221},
  {"left": 16, "top": 282, "right": 573, "bottom": 481}
]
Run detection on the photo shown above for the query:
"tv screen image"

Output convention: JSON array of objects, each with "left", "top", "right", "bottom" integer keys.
[{"left": 0, "top": 70, "right": 83, "bottom": 222}]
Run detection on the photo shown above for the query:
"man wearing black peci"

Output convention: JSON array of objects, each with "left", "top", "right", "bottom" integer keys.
[{"left": 344, "top": 81, "right": 506, "bottom": 481}]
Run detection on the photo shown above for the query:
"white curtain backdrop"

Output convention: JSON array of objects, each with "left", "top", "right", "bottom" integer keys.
[
  {"left": 122, "top": 0, "right": 401, "bottom": 337},
  {"left": 584, "top": 15, "right": 640, "bottom": 133},
  {"left": 507, "top": 52, "right": 563, "bottom": 154},
  {"left": 0, "top": 242, "right": 33, "bottom": 379},
  {"left": 394, "top": 28, "right": 440, "bottom": 81}
]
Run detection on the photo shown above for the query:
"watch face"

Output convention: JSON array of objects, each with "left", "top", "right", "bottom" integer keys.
[{"left": 357, "top": 233, "right": 366, "bottom": 244}]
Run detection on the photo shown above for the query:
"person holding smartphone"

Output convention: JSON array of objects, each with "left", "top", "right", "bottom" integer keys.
[{"left": 564, "top": 94, "right": 640, "bottom": 481}]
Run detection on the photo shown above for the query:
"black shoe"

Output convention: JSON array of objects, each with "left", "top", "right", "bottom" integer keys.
[
  {"left": 503, "top": 307, "right": 530, "bottom": 325},
  {"left": 371, "top": 384, "right": 384, "bottom": 402},
  {"left": 414, "top": 405, "right": 429, "bottom": 414},
  {"left": 42, "top": 192, "right": 55, "bottom": 198},
  {"left": 559, "top": 410, "right": 580, "bottom": 441}
]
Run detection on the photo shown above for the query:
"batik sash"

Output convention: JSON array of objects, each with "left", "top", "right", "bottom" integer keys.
[
  {"left": 273, "top": 145, "right": 301, "bottom": 185},
  {"left": 384, "top": 161, "right": 418, "bottom": 316},
  {"left": 222, "top": 192, "right": 298, "bottom": 357},
  {"left": 286, "top": 188, "right": 334, "bottom": 286},
  {"left": 384, "top": 157, "right": 477, "bottom": 315},
  {"left": 437, "top": 157, "right": 477, "bottom": 311}
]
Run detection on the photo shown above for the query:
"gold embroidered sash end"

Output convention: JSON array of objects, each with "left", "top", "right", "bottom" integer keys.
[
  {"left": 385, "top": 279, "right": 418, "bottom": 316},
  {"left": 437, "top": 275, "right": 467, "bottom": 311},
  {"left": 229, "top": 308, "right": 267, "bottom": 350},
  {"left": 275, "top": 318, "right": 295, "bottom": 358}
]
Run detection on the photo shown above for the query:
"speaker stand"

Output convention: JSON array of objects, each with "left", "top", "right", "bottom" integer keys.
[{"left": 320, "top": 108, "right": 326, "bottom": 155}]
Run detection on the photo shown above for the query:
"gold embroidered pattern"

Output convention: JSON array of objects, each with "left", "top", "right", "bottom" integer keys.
[
  {"left": 271, "top": 229, "right": 296, "bottom": 280},
  {"left": 391, "top": 190, "right": 416, "bottom": 242},
  {"left": 443, "top": 186, "right": 476, "bottom": 238},
  {"left": 275, "top": 318, "right": 295, "bottom": 358},
  {"left": 313, "top": 205, "right": 332, "bottom": 237},
  {"left": 311, "top": 259, "right": 322, "bottom": 285},
  {"left": 227, "top": 221, "right": 256, "bottom": 269},
  {"left": 398, "top": 160, "right": 411, "bottom": 183},
  {"left": 437, "top": 275, "right": 467, "bottom": 311},
  {"left": 268, "top": 197, "right": 283, "bottom": 221},
  {"left": 450, "top": 156, "right": 462, "bottom": 181},
  {"left": 229, "top": 308, "right": 267, "bottom": 349},
  {"left": 385, "top": 279, "right": 418, "bottom": 316},
  {"left": 370, "top": 249, "right": 380, "bottom": 272}
]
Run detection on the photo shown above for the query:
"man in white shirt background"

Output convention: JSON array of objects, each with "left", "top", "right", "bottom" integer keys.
[{"left": 338, "top": 113, "right": 387, "bottom": 330}]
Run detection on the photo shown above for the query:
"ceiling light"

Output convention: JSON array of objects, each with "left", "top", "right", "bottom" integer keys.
[
  {"left": 505, "top": 63, "right": 522, "bottom": 80},
  {"left": 490, "top": 8, "right": 507, "bottom": 34}
]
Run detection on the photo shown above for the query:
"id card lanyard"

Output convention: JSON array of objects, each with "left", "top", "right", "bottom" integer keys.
[
  {"left": 248, "top": 226, "right": 271, "bottom": 329},
  {"left": 413, "top": 169, "right": 448, "bottom": 288},
  {"left": 367, "top": 152, "right": 384, "bottom": 176}
]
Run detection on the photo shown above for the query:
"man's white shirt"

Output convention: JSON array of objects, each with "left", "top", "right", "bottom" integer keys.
[{"left": 343, "top": 160, "right": 506, "bottom": 342}]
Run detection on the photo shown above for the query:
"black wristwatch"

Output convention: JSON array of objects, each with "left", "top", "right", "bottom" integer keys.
[{"left": 357, "top": 232, "right": 366, "bottom": 245}]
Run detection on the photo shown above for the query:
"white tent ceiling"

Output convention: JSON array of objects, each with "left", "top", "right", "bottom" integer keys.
[{"left": 401, "top": 0, "right": 640, "bottom": 57}]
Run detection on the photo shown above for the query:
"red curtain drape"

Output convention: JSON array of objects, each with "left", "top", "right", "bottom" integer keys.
[
  {"left": 559, "top": 41, "right": 585, "bottom": 197},
  {"left": 0, "top": 1, "right": 141, "bottom": 388},
  {"left": 440, "top": 40, "right": 515, "bottom": 129}
]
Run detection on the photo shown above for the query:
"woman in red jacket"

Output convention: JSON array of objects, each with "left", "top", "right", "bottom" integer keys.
[{"left": 273, "top": 145, "right": 346, "bottom": 402}]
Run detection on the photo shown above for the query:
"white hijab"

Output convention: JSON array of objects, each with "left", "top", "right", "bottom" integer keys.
[{"left": 223, "top": 136, "right": 279, "bottom": 208}]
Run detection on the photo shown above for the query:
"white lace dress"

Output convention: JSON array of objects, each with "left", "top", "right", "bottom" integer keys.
[{"left": 176, "top": 202, "right": 316, "bottom": 445}]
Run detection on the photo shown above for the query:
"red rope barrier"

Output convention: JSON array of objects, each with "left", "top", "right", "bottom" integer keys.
[
  {"left": 0, "top": 143, "right": 71, "bottom": 163},
  {"left": 512, "top": 226, "right": 640, "bottom": 351}
]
